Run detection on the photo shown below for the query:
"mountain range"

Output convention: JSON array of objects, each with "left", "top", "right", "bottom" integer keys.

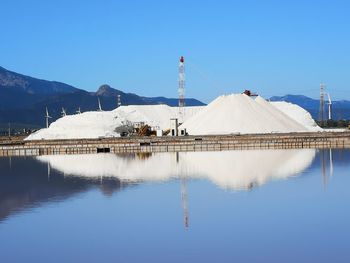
[
  {"left": 270, "top": 95, "right": 350, "bottom": 121},
  {"left": 0, "top": 66, "right": 204, "bottom": 129},
  {"left": 1, "top": 66, "right": 349, "bottom": 130}
]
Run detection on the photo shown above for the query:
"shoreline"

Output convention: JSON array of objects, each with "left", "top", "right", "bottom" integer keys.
[{"left": 1, "top": 131, "right": 350, "bottom": 157}]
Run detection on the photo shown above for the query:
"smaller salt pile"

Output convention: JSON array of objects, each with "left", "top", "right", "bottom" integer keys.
[
  {"left": 26, "top": 111, "right": 122, "bottom": 140},
  {"left": 270, "top": 101, "right": 322, "bottom": 132},
  {"left": 25, "top": 105, "right": 204, "bottom": 140},
  {"left": 180, "top": 94, "right": 308, "bottom": 135}
]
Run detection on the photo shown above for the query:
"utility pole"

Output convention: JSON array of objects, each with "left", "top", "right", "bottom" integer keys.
[{"left": 318, "top": 84, "right": 325, "bottom": 126}]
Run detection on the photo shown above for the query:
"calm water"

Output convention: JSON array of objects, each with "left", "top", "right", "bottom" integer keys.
[{"left": 0, "top": 149, "right": 349, "bottom": 263}]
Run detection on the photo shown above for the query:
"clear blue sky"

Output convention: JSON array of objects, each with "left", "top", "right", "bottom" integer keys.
[{"left": 1, "top": 0, "right": 349, "bottom": 103}]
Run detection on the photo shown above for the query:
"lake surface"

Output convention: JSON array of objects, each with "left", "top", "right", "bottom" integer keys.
[{"left": 0, "top": 149, "right": 349, "bottom": 263}]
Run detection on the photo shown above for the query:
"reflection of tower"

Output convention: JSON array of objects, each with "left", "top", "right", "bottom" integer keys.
[
  {"left": 47, "top": 162, "right": 51, "bottom": 181},
  {"left": 178, "top": 56, "right": 185, "bottom": 122},
  {"left": 181, "top": 176, "right": 189, "bottom": 228},
  {"left": 320, "top": 148, "right": 334, "bottom": 189},
  {"left": 318, "top": 84, "right": 325, "bottom": 125},
  {"left": 329, "top": 148, "right": 333, "bottom": 177},
  {"left": 321, "top": 149, "right": 327, "bottom": 189},
  {"left": 176, "top": 152, "right": 189, "bottom": 228}
]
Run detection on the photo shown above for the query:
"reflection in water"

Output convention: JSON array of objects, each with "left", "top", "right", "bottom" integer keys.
[
  {"left": 1, "top": 148, "right": 338, "bottom": 227},
  {"left": 177, "top": 152, "right": 189, "bottom": 229},
  {"left": 0, "top": 157, "right": 125, "bottom": 222},
  {"left": 36, "top": 149, "right": 317, "bottom": 191},
  {"left": 320, "top": 148, "right": 335, "bottom": 189},
  {"left": 36, "top": 149, "right": 318, "bottom": 229},
  {"left": 0, "top": 149, "right": 349, "bottom": 263}
]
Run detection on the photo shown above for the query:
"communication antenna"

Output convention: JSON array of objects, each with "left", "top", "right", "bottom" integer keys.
[
  {"left": 117, "top": 94, "right": 121, "bottom": 108},
  {"left": 318, "top": 84, "right": 325, "bottom": 125},
  {"left": 98, "top": 97, "right": 103, "bottom": 111},
  {"left": 76, "top": 107, "right": 82, "bottom": 114},
  {"left": 61, "top": 107, "right": 67, "bottom": 117},
  {"left": 326, "top": 93, "right": 332, "bottom": 120},
  {"left": 178, "top": 56, "right": 185, "bottom": 121},
  {"left": 45, "top": 107, "right": 52, "bottom": 128}
]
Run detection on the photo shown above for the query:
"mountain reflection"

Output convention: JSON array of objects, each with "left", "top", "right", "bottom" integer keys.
[
  {"left": 0, "top": 157, "right": 124, "bottom": 222},
  {"left": 0, "top": 149, "right": 321, "bottom": 223}
]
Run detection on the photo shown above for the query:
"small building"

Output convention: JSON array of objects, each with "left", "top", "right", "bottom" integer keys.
[{"left": 170, "top": 118, "right": 179, "bottom": 136}]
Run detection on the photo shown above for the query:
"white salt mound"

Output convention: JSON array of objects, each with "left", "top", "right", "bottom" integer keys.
[
  {"left": 270, "top": 101, "right": 322, "bottom": 132},
  {"left": 26, "top": 111, "right": 121, "bottom": 140},
  {"left": 181, "top": 94, "right": 308, "bottom": 135},
  {"left": 26, "top": 105, "right": 203, "bottom": 140},
  {"left": 25, "top": 93, "right": 322, "bottom": 140}
]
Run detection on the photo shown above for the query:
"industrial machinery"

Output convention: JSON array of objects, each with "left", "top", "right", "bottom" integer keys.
[{"left": 243, "top": 90, "right": 258, "bottom": 97}]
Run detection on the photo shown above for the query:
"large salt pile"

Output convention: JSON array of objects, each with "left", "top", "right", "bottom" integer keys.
[
  {"left": 270, "top": 101, "right": 322, "bottom": 132},
  {"left": 181, "top": 94, "right": 308, "bottom": 135},
  {"left": 26, "top": 105, "right": 204, "bottom": 140}
]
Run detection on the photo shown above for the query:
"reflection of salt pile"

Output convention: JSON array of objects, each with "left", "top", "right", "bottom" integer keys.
[
  {"left": 179, "top": 150, "right": 315, "bottom": 190},
  {"left": 181, "top": 94, "right": 308, "bottom": 135},
  {"left": 271, "top": 101, "right": 322, "bottom": 132},
  {"left": 36, "top": 149, "right": 316, "bottom": 191},
  {"left": 26, "top": 105, "right": 203, "bottom": 140}
]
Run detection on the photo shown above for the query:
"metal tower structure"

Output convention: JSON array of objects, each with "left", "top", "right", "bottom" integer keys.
[
  {"left": 178, "top": 56, "right": 185, "bottom": 120},
  {"left": 45, "top": 107, "right": 52, "bottom": 128},
  {"left": 318, "top": 84, "right": 325, "bottom": 124}
]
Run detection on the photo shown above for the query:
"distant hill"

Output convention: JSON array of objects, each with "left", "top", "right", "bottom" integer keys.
[
  {"left": 270, "top": 94, "right": 350, "bottom": 120},
  {"left": 0, "top": 66, "right": 205, "bottom": 129}
]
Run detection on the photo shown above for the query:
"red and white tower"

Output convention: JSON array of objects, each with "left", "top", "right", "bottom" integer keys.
[{"left": 178, "top": 56, "right": 185, "bottom": 119}]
